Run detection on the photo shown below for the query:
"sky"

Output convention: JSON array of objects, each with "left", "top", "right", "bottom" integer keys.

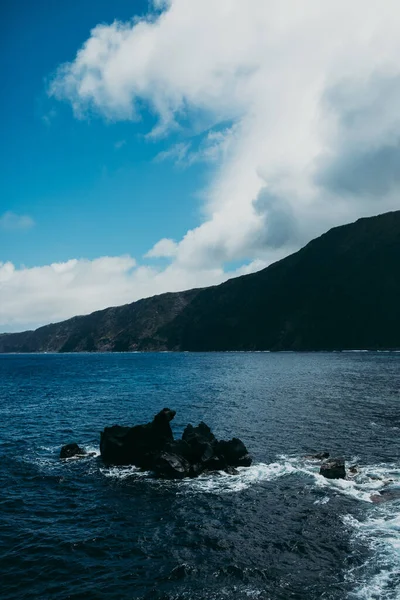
[{"left": 1, "top": 0, "right": 400, "bottom": 332}]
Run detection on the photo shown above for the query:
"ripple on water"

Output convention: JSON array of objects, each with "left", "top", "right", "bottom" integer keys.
[{"left": 1, "top": 352, "right": 400, "bottom": 600}]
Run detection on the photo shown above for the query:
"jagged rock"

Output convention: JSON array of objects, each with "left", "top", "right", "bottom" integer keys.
[
  {"left": 182, "top": 422, "right": 216, "bottom": 444},
  {"left": 100, "top": 408, "right": 175, "bottom": 467},
  {"left": 154, "top": 452, "right": 191, "bottom": 479},
  {"left": 215, "top": 438, "right": 252, "bottom": 467},
  {"left": 99, "top": 409, "right": 252, "bottom": 478},
  {"left": 320, "top": 457, "right": 346, "bottom": 479},
  {"left": 203, "top": 455, "right": 227, "bottom": 471},
  {"left": 60, "top": 443, "right": 86, "bottom": 459}
]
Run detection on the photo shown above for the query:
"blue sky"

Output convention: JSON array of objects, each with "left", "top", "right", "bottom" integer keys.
[
  {"left": 1, "top": 0, "right": 400, "bottom": 331},
  {"left": 1, "top": 0, "right": 206, "bottom": 267}
]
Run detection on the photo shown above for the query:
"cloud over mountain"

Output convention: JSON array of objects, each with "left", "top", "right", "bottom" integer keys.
[{"left": 3, "top": 0, "right": 400, "bottom": 331}]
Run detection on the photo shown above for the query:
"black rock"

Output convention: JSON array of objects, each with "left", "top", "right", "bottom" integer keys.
[
  {"left": 60, "top": 443, "right": 86, "bottom": 459},
  {"left": 99, "top": 409, "right": 252, "bottom": 479},
  {"left": 182, "top": 422, "right": 216, "bottom": 444},
  {"left": 179, "top": 421, "right": 217, "bottom": 468},
  {"left": 100, "top": 407, "right": 175, "bottom": 467},
  {"left": 167, "top": 563, "right": 195, "bottom": 580},
  {"left": 320, "top": 457, "right": 346, "bottom": 479},
  {"left": 163, "top": 439, "right": 192, "bottom": 461},
  {"left": 154, "top": 452, "right": 191, "bottom": 479},
  {"left": 203, "top": 455, "right": 228, "bottom": 471},
  {"left": 215, "top": 438, "right": 252, "bottom": 467},
  {"left": 223, "top": 465, "right": 240, "bottom": 475}
]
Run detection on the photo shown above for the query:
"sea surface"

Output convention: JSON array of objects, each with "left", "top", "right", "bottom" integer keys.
[{"left": 0, "top": 352, "right": 399, "bottom": 600}]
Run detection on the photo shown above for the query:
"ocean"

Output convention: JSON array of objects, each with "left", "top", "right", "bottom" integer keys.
[{"left": 0, "top": 352, "right": 399, "bottom": 599}]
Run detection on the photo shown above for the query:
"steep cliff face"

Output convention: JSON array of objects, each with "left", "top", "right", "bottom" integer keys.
[
  {"left": 1, "top": 210, "right": 399, "bottom": 352},
  {"left": 163, "top": 210, "right": 400, "bottom": 351}
]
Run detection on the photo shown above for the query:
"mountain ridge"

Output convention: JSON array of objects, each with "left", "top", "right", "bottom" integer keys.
[{"left": 1, "top": 210, "right": 399, "bottom": 352}]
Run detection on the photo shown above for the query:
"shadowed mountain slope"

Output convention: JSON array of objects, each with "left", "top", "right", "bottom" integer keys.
[{"left": 1, "top": 210, "right": 399, "bottom": 352}]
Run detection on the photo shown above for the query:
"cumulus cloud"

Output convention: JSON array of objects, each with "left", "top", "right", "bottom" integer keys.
[
  {"left": 3, "top": 0, "right": 399, "bottom": 330},
  {"left": 0, "top": 211, "right": 35, "bottom": 230},
  {"left": 145, "top": 238, "right": 178, "bottom": 258},
  {"left": 154, "top": 126, "right": 236, "bottom": 167},
  {"left": 50, "top": 0, "right": 400, "bottom": 270}
]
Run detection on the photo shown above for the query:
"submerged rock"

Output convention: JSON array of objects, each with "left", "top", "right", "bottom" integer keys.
[
  {"left": 305, "top": 451, "right": 330, "bottom": 460},
  {"left": 371, "top": 488, "right": 400, "bottom": 503},
  {"left": 320, "top": 457, "right": 346, "bottom": 479},
  {"left": 60, "top": 443, "right": 86, "bottom": 459},
  {"left": 99, "top": 409, "right": 252, "bottom": 479}
]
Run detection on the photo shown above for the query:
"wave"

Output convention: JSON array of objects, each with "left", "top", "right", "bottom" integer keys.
[
  {"left": 98, "top": 453, "right": 400, "bottom": 503},
  {"left": 344, "top": 508, "right": 400, "bottom": 599},
  {"left": 31, "top": 444, "right": 400, "bottom": 598}
]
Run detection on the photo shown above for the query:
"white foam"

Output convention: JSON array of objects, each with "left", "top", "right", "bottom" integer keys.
[
  {"left": 335, "top": 463, "right": 400, "bottom": 599},
  {"left": 179, "top": 461, "right": 297, "bottom": 495},
  {"left": 100, "top": 465, "right": 148, "bottom": 480},
  {"left": 98, "top": 460, "right": 298, "bottom": 492},
  {"left": 97, "top": 455, "right": 400, "bottom": 503},
  {"left": 277, "top": 456, "right": 400, "bottom": 504},
  {"left": 344, "top": 508, "right": 400, "bottom": 599},
  {"left": 84, "top": 445, "right": 101, "bottom": 458},
  {"left": 314, "top": 496, "right": 330, "bottom": 505}
]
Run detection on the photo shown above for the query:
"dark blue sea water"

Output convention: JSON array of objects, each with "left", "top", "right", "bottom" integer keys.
[{"left": 0, "top": 352, "right": 399, "bottom": 600}]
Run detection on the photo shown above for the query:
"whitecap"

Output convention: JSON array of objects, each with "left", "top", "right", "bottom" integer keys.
[
  {"left": 314, "top": 496, "right": 330, "bottom": 505},
  {"left": 99, "top": 465, "right": 148, "bottom": 480},
  {"left": 344, "top": 508, "right": 400, "bottom": 599},
  {"left": 179, "top": 461, "right": 297, "bottom": 495}
]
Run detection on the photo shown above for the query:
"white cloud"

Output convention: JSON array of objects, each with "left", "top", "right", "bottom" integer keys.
[
  {"left": 50, "top": 0, "right": 400, "bottom": 273},
  {"left": 0, "top": 211, "right": 35, "bottom": 230},
  {"left": 0, "top": 255, "right": 249, "bottom": 332},
  {"left": 154, "top": 142, "right": 191, "bottom": 165},
  {"left": 154, "top": 126, "right": 236, "bottom": 168},
  {"left": 145, "top": 237, "right": 178, "bottom": 258}
]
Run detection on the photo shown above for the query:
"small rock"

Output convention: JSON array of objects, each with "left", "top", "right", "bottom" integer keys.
[
  {"left": 305, "top": 452, "right": 330, "bottom": 460},
  {"left": 60, "top": 443, "right": 86, "bottom": 459},
  {"left": 320, "top": 457, "right": 346, "bottom": 479},
  {"left": 224, "top": 465, "right": 239, "bottom": 475}
]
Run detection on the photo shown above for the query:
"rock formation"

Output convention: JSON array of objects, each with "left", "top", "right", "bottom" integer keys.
[
  {"left": 319, "top": 457, "right": 346, "bottom": 479},
  {"left": 99, "top": 408, "right": 252, "bottom": 478}
]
